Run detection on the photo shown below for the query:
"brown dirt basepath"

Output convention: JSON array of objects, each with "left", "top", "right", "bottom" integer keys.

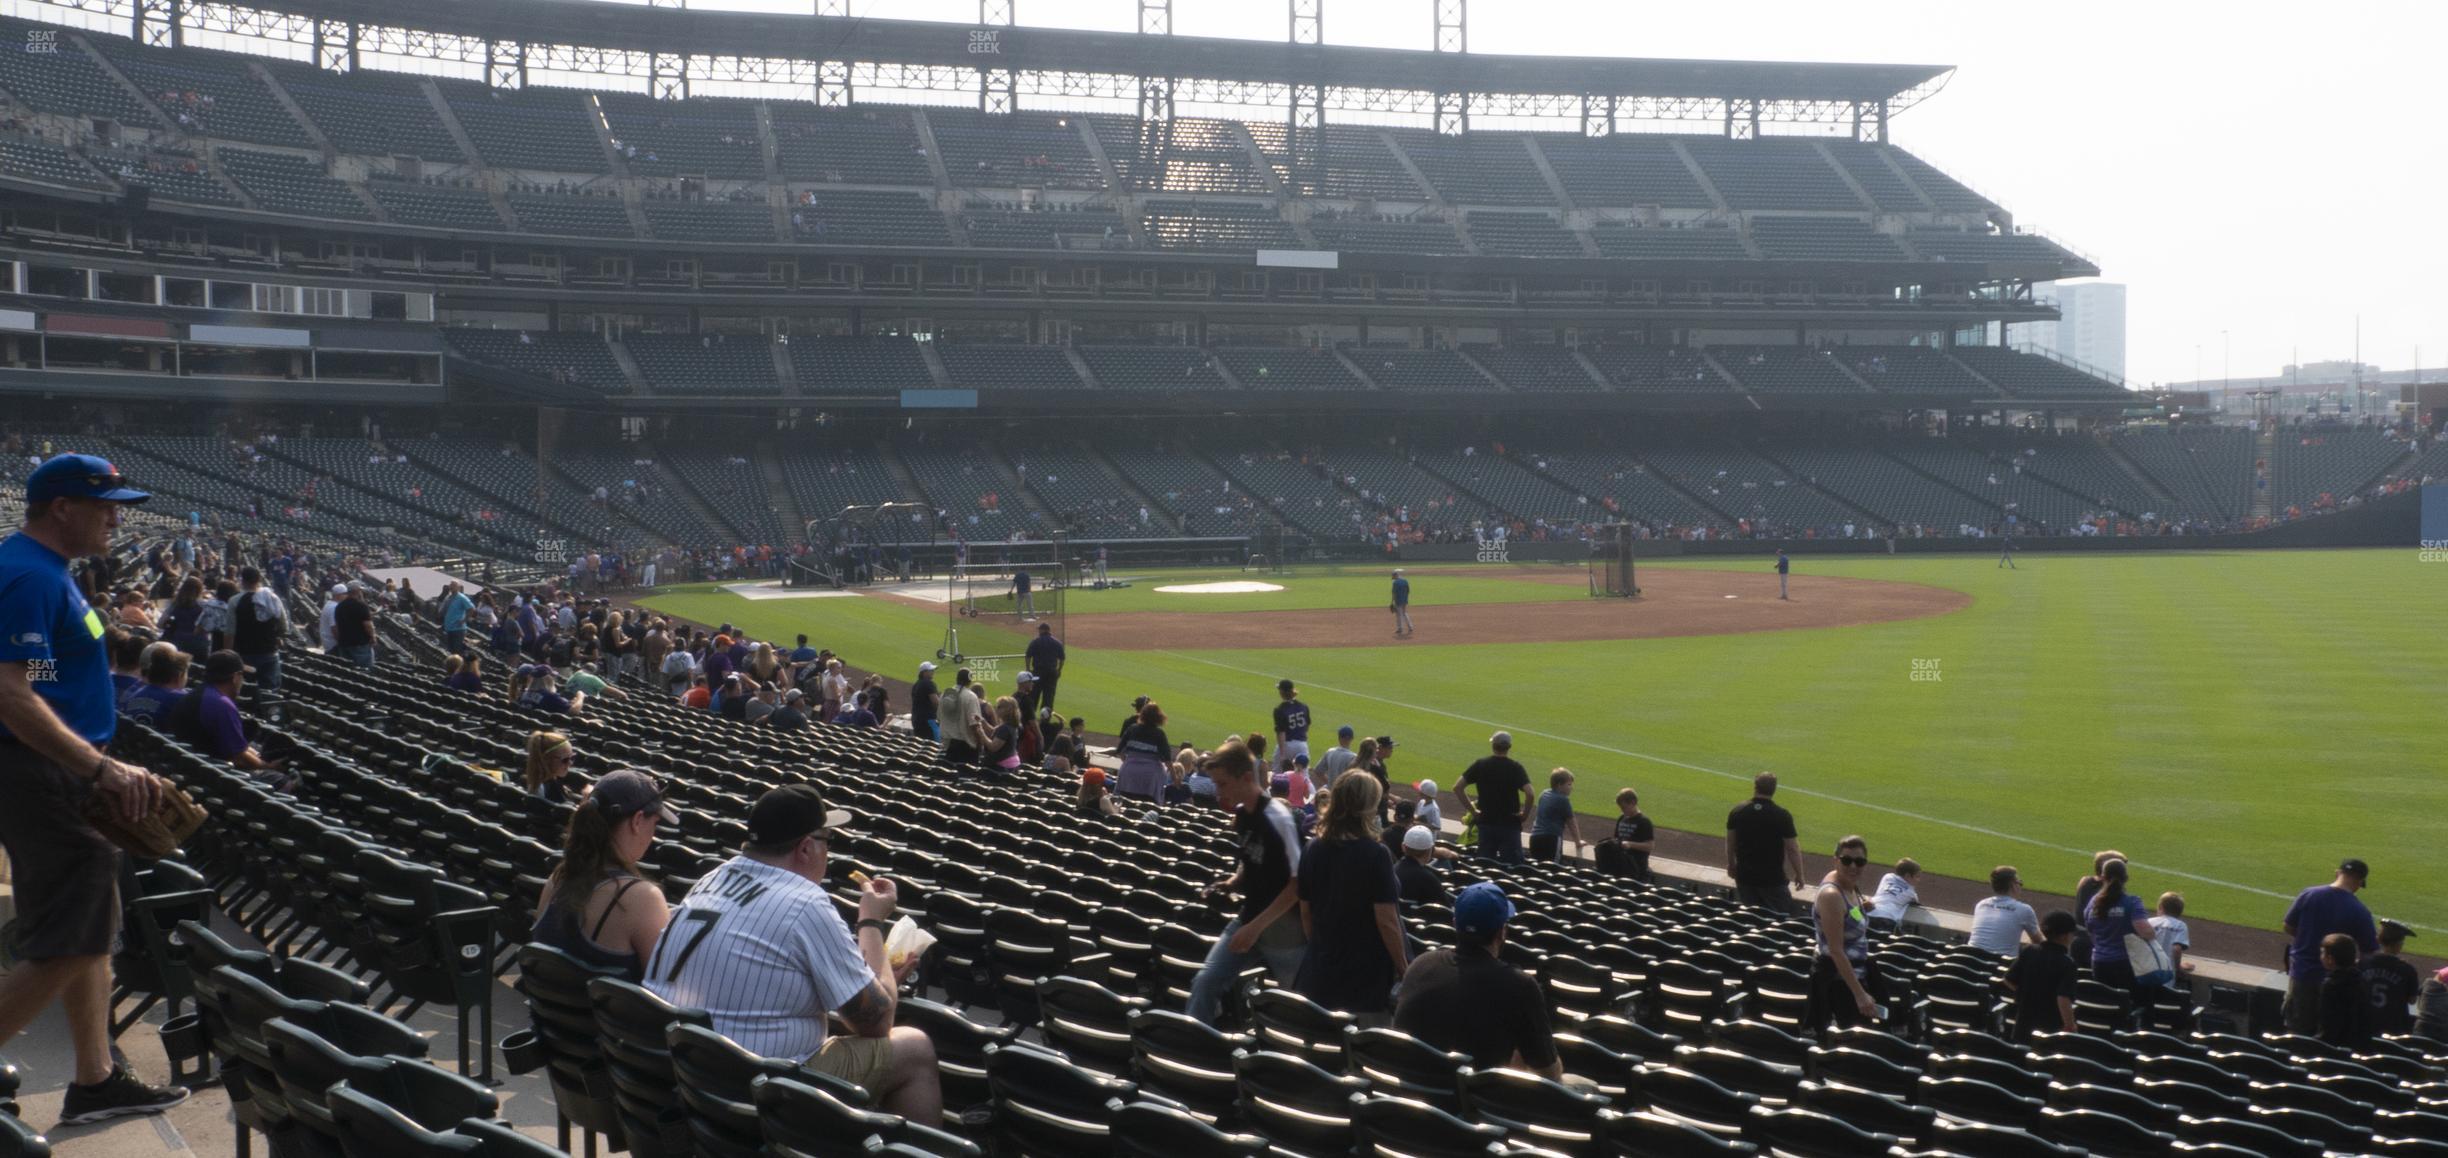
[{"left": 1061, "top": 568, "right": 1971, "bottom": 651}]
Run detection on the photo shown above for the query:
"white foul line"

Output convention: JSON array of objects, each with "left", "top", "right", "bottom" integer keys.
[{"left": 1155, "top": 649, "right": 2305, "bottom": 908}]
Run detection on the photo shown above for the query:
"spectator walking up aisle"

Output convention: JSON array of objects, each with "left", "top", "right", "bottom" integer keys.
[{"left": 1186, "top": 740, "right": 1306, "bottom": 1024}]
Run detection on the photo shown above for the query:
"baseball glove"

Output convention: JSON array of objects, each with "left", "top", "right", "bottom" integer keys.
[{"left": 1387, "top": 603, "right": 1398, "bottom": 614}]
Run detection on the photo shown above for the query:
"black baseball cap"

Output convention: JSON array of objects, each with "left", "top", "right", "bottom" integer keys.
[
  {"left": 588, "top": 770, "right": 680, "bottom": 824},
  {"left": 1278, "top": 678, "right": 1296, "bottom": 692},
  {"left": 748, "top": 784, "right": 851, "bottom": 847},
  {"left": 2379, "top": 919, "right": 2414, "bottom": 942},
  {"left": 202, "top": 649, "right": 253, "bottom": 682},
  {"left": 2340, "top": 858, "right": 2371, "bottom": 881}
]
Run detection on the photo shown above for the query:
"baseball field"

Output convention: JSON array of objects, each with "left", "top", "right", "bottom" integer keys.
[{"left": 641, "top": 548, "right": 2443, "bottom": 935}]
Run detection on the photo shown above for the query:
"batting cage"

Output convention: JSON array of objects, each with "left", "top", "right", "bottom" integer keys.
[
  {"left": 1588, "top": 522, "right": 1639, "bottom": 597},
  {"left": 939, "top": 539, "right": 1069, "bottom": 663},
  {"left": 794, "top": 502, "right": 932, "bottom": 588}
]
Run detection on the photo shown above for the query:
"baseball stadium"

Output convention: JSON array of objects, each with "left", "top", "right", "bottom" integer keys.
[{"left": 0, "top": 0, "right": 2442, "bottom": 1152}]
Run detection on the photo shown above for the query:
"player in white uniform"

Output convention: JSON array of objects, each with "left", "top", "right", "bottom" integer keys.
[{"left": 644, "top": 785, "right": 939, "bottom": 1122}]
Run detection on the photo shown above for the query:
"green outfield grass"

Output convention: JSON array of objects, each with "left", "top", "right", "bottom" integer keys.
[{"left": 644, "top": 549, "right": 2445, "bottom": 934}]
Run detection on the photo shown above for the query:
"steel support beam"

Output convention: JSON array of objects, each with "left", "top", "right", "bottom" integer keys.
[
  {"left": 979, "top": 0, "right": 1012, "bottom": 24},
  {"left": 485, "top": 38, "right": 526, "bottom": 89},
  {"left": 1434, "top": 0, "right": 1465, "bottom": 52},
  {"left": 313, "top": 17, "right": 352, "bottom": 72},
  {"left": 1290, "top": 0, "right": 1320, "bottom": 45},
  {"left": 817, "top": 59, "right": 851, "bottom": 105},
  {"left": 1140, "top": 0, "right": 1170, "bottom": 36},
  {"left": 1580, "top": 93, "right": 1614, "bottom": 137},
  {"left": 1288, "top": 81, "right": 1322, "bottom": 192},
  {"left": 814, "top": 0, "right": 846, "bottom": 13},
  {"left": 649, "top": 52, "right": 689, "bottom": 100},
  {"left": 135, "top": 0, "right": 180, "bottom": 49}
]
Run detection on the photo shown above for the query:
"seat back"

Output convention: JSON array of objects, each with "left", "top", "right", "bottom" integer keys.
[
  {"left": 1460, "top": 1068, "right": 1609, "bottom": 1151},
  {"left": 1596, "top": 1109, "right": 1760, "bottom": 1157},
  {"left": 665, "top": 1024, "right": 795, "bottom": 1158},
  {"left": 1343, "top": 1028, "right": 1467, "bottom": 1111},
  {"left": 1351, "top": 1094, "right": 1508, "bottom": 1158},
  {"left": 1109, "top": 1101, "right": 1267, "bottom": 1158},
  {"left": 1246, "top": 990, "right": 1355, "bottom": 1071},
  {"left": 326, "top": 1084, "right": 480, "bottom": 1158},
  {"left": 589, "top": 977, "right": 708, "bottom": 1158},
  {"left": 754, "top": 1075, "right": 897, "bottom": 1158},
  {"left": 1232, "top": 1050, "right": 1366, "bottom": 1158},
  {"left": 1126, "top": 1010, "right": 1249, "bottom": 1117},
  {"left": 984, "top": 1043, "right": 1134, "bottom": 1158}
]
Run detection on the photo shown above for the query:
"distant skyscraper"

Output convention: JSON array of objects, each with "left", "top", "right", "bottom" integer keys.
[{"left": 2025, "top": 282, "right": 2126, "bottom": 382}]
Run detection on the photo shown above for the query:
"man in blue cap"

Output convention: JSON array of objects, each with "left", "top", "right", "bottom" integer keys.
[
  {"left": 0, "top": 454, "right": 191, "bottom": 1122},
  {"left": 1392, "top": 882, "right": 1559, "bottom": 1079}
]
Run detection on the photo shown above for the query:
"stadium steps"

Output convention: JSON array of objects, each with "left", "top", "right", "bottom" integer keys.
[
  {"left": 982, "top": 445, "right": 1059, "bottom": 524},
  {"left": 246, "top": 60, "right": 333, "bottom": 155},
  {"left": 1408, "top": 454, "right": 1517, "bottom": 522},
  {"left": 2095, "top": 438, "right": 2182, "bottom": 510},
  {"left": 1074, "top": 115, "right": 1127, "bottom": 197},
  {"left": 1872, "top": 147, "right": 1950, "bottom": 215},
  {"left": 255, "top": 443, "right": 526, "bottom": 555},
  {"left": 2251, "top": 427, "right": 2275, "bottom": 520},
  {"left": 424, "top": 79, "right": 487, "bottom": 178},
  {"left": 1872, "top": 446, "right": 2013, "bottom": 521},
  {"left": 646, "top": 450, "right": 753, "bottom": 544},
  {"left": 1568, "top": 349, "right": 1618, "bottom": 391},
  {"left": 752, "top": 103, "right": 782, "bottom": 185},
  {"left": 74, "top": 34, "right": 180, "bottom": 139},
  {"left": 1808, "top": 140, "right": 1881, "bottom": 213},
  {"left": 1079, "top": 445, "right": 1186, "bottom": 534},
  {"left": 397, "top": 444, "right": 618, "bottom": 550},
  {"left": 1063, "top": 347, "right": 1102, "bottom": 388},
  {"left": 1382, "top": 131, "right": 1445, "bottom": 207},
  {"left": 1520, "top": 136, "right": 1576, "bottom": 212},
  {"left": 606, "top": 339, "right": 651, "bottom": 394},
  {"left": 907, "top": 109, "right": 955, "bottom": 188},
  {"left": 877, "top": 444, "right": 931, "bottom": 510},
  {"left": 1226, "top": 119, "right": 1286, "bottom": 196},
  {"left": 199, "top": 148, "right": 260, "bottom": 211},
  {"left": 916, "top": 340, "right": 953, "bottom": 387},
  {"left": 534, "top": 453, "right": 673, "bottom": 547},
  {"left": 1667, "top": 139, "right": 1732, "bottom": 213},
  {"left": 1624, "top": 452, "right": 1744, "bottom": 526},
  {"left": 752, "top": 439, "right": 805, "bottom": 536},
  {"left": 1939, "top": 350, "right": 2008, "bottom": 395},
  {"left": 1450, "top": 347, "right": 1519, "bottom": 391},
  {"left": 770, "top": 340, "right": 800, "bottom": 396},
  {"left": 1331, "top": 348, "right": 1385, "bottom": 390},
  {"left": 1745, "top": 444, "right": 1895, "bottom": 528}
]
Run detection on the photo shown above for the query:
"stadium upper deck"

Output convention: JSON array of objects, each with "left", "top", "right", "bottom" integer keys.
[{"left": 0, "top": 1, "right": 2120, "bottom": 412}]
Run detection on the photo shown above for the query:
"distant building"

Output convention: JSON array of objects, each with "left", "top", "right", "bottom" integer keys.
[{"left": 2024, "top": 282, "right": 2126, "bottom": 382}]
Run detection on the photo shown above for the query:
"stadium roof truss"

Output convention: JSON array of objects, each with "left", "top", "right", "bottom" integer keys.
[{"left": 34, "top": 0, "right": 1949, "bottom": 139}]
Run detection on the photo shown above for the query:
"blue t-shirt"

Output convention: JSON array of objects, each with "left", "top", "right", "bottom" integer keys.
[
  {"left": 440, "top": 591, "right": 474, "bottom": 632},
  {"left": 1025, "top": 634, "right": 1065, "bottom": 675},
  {"left": 1776, "top": 555, "right": 1790, "bottom": 574},
  {"left": 118, "top": 681, "right": 185, "bottom": 725},
  {"left": 789, "top": 645, "right": 819, "bottom": 664},
  {"left": 1013, "top": 570, "right": 1031, "bottom": 594},
  {"left": 1391, "top": 576, "right": 1410, "bottom": 606},
  {"left": 2282, "top": 885, "right": 2377, "bottom": 982},
  {"left": 0, "top": 532, "right": 116, "bottom": 744},
  {"left": 1533, "top": 789, "right": 1576, "bottom": 838},
  {"left": 2085, "top": 893, "right": 2147, "bottom": 965}
]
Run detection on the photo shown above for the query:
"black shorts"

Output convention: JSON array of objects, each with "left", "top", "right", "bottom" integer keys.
[{"left": 0, "top": 744, "right": 122, "bottom": 960}]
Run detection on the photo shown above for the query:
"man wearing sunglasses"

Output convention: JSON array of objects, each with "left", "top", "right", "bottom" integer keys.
[{"left": 0, "top": 454, "right": 191, "bottom": 1122}]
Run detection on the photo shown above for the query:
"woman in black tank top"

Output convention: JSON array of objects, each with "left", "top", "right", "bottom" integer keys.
[{"left": 531, "top": 769, "right": 674, "bottom": 979}]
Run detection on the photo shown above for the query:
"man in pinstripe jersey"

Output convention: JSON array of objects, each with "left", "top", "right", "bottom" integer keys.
[{"left": 644, "top": 784, "right": 941, "bottom": 1123}]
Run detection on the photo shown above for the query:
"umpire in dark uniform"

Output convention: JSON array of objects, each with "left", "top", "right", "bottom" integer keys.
[{"left": 0, "top": 454, "right": 191, "bottom": 1123}]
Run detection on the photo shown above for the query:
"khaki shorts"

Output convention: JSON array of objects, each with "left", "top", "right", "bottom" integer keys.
[{"left": 807, "top": 1034, "right": 895, "bottom": 1092}]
